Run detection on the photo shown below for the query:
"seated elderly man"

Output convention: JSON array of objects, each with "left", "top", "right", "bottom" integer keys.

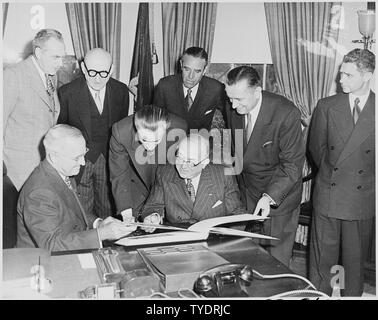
[
  {"left": 140, "top": 133, "right": 248, "bottom": 228},
  {"left": 17, "top": 124, "right": 136, "bottom": 252}
]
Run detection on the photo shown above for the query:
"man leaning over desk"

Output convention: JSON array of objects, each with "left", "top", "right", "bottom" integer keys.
[
  {"left": 140, "top": 133, "right": 248, "bottom": 229},
  {"left": 17, "top": 125, "right": 136, "bottom": 252}
]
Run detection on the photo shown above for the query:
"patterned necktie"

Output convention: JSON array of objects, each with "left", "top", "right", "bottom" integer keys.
[
  {"left": 94, "top": 91, "right": 103, "bottom": 114},
  {"left": 64, "top": 176, "right": 73, "bottom": 190},
  {"left": 45, "top": 74, "right": 55, "bottom": 110},
  {"left": 186, "top": 179, "right": 196, "bottom": 203},
  {"left": 186, "top": 88, "right": 193, "bottom": 111},
  {"left": 353, "top": 97, "right": 361, "bottom": 125},
  {"left": 245, "top": 113, "right": 253, "bottom": 143}
]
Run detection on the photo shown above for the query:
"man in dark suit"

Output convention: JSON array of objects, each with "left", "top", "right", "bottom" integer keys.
[
  {"left": 153, "top": 46, "right": 227, "bottom": 131},
  {"left": 17, "top": 125, "right": 136, "bottom": 252},
  {"left": 140, "top": 133, "right": 247, "bottom": 227},
  {"left": 224, "top": 66, "right": 305, "bottom": 266},
  {"left": 109, "top": 105, "right": 187, "bottom": 222},
  {"left": 58, "top": 48, "right": 130, "bottom": 219},
  {"left": 308, "top": 49, "right": 375, "bottom": 296}
]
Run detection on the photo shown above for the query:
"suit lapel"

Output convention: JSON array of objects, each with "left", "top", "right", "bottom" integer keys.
[
  {"left": 176, "top": 76, "right": 189, "bottom": 114},
  {"left": 75, "top": 79, "right": 93, "bottom": 140},
  {"left": 193, "top": 167, "right": 213, "bottom": 215},
  {"left": 329, "top": 94, "right": 354, "bottom": 145},
  {"left": 169, "top": 168, "right": 194, "bottom": 212},
  {"left": 26, "top": 57, "right": 53, "bottom": 111},
  {"left": 337, "top": 92, "right": 375, "bottom": 164}
]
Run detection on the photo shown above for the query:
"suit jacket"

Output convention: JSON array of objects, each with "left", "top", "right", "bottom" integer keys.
[
  {"left": 153, "top": 74, "right": 227, "bottom": 130},
  {"left": 227, "top": 91, "right": 305, "bottom": 216},
  {"left": 3, "top": 55, "right": 60, "bottom": 190},
  {"left": 58, "top": 76, "right": 130, "bottom": 182},
  {"left": 309, "top": 91, "right": 375, "bottom": 220},
  {"left": 17, "top": 160, "right": 100, "bottom": 252},
  {"left": 140, "top": 164, "right": 247, "bottom": 224},
  {"left": 109, "top": 113, "right": 187, "bottom": 216}
]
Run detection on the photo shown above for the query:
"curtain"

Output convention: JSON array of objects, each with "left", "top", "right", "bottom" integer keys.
[
  {"left": 161, "top": 2, "right": 217, "bottom": 76},
  {"left": 130, "top": 3, "right": 154, "bottom": 112},
  {"left": 65, "top": 3, "right": 122, "bottom": 79},
  {"left": 265, "top": 2, "right": 341, "bottom": 203},
  {"left": 3, "top": 2, "right": 9, "bottom": 36}
]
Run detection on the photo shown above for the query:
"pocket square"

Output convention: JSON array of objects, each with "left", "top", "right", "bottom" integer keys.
[
  {"left": 262, "top": 141, "right": 273, "bottom": 147},
  {"left": 212, "top": 200, "right": 223, "bottom": 208},
  {"left": 205, "top": 109, "right": 214, "bottom": 115}
]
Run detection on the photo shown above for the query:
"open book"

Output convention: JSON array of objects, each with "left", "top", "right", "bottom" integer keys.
[{"left": 115, "top": 214, "right": 277, "bottom": 247}]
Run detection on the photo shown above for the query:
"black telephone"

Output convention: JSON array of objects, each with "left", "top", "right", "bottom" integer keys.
[{"left": 194, "top": 263, "right": 253, "bottom": 297}]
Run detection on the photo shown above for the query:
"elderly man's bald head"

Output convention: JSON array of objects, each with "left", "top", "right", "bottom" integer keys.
[
  {"left": 176, "top": 134, "right": 210, "bottom": 179},
  {"left": 81, "top": 48, "right": 113, "bottom": 91}
]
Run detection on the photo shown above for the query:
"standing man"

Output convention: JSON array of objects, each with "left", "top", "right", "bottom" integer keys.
[
  {"left": 153, "top": 46, "right": 227, "bottom": 131},
  {"left": 109, "top": 105, "right": 187, "bottom": 221},
  {"left": 308, "top": 49, "right": 375, "bottom": 296},
  {"left": 225, "top": 66, "right": 305, "bottom": 266},
  {"left": 17, "top": 125, "right": 136, "bottom": 252},
  {"left": 3, "top": 29, "right": 65, "bottom": 190},
  {"left": 58, "top": 48, "right": 130, "bottom": 219}
]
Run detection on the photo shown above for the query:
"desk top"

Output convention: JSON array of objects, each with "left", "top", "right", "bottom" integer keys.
[{"left": 3, "top": 236, "right": 305, "bottom": 299}]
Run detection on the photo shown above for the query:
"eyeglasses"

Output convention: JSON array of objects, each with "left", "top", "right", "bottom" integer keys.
[
  {"left": 83, "top": 62, "right": 111, "bottom": 78},
  {"left": 56, "top": 148, "right": 89, "bottom": 162},
  {"left": 175, "top": 152, "right": 208, "bottom": 168}
]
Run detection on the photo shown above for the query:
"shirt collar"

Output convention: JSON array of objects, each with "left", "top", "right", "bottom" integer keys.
[
  {"left": 87, "top": 84, "right": 107, "bottom": 101},
  {"left": 349, "top": 91, "right": 370, "bottom": 111},
  {"left": 247, "top": 91, "right": 263, "bottom": 117},
  {"left": 31, "top": 55, "right": 47, "bottom": 89},
  {"left": 183, "top": 83, "right": 199, "bottom": 98}
]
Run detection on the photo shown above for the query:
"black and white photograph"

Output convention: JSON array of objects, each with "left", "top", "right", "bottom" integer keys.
[{"left": 1, "top": 0, "right": 376, "bottom": 306}]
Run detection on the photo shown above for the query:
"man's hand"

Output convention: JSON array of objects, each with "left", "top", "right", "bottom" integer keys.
[
  {"left": 252, "top": 195, "right": 271, "bottom": 219},
  {"left": 98, "top": 217, "right": 137, "bottom": 241},
  {"left": 142, "top": 213, "right": 162, "bottom": 233},
  {"left": 120, "top": 208, "right": 135, "bottom": 224}
]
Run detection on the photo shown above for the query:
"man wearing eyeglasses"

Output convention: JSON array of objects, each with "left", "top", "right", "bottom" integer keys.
[
  {"left": 4, "top": 29, "right": 66, "bottom": 191},
  {"left": 140, "top": 133, "right": 247, "bottom": 228},
  {"left": 17, "top": 125, "right": 137, "bottom": 252},
  {"left": 58, "top": 48, "right": 130, "bottom": 219}
]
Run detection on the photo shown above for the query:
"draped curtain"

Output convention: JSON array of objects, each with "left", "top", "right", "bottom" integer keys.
[
  {"left": 3, "top": 2, "right": 9, "bottom": 36},
  {"left": 161, "top": 2, "right": 217, "bottom": 76},
  {"left": 65, "top": 3, "right": 122, "bottom": 79},
  {"left": 130, "top": 3, "right": 154, "bottom": 112},
  {"left": 265, "top": 2, "right": 341, "bottom": 202}
]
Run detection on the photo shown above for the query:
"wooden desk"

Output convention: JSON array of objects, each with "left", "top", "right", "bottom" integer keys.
[{"left": 3, "top": 236, "right": 306, "bottom": 299}]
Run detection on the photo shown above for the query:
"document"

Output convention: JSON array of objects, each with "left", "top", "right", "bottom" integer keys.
[{"left": 115, "top": 214, "right": 277, "bottom": 247}]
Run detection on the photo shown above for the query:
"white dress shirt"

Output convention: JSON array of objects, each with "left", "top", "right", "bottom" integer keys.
[
  {"left": 88, "top": 85, "right": 106, "bottom": 114},
  {"left": 185, "top": 173, "right": 201, "bottom": 196},
  {"left": 349, "top": 91, "right": 370, "bottom": 114},
  {"left": 244, "top": 91, "right": 263, "bottom": 134},
  {"left": 183, "top": 83, "right": 199, "bottom": 101}
]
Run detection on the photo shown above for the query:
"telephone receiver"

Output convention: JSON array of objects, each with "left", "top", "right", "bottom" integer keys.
[{"left": 194, "top": 263, "right": 253, "bottom": 297}]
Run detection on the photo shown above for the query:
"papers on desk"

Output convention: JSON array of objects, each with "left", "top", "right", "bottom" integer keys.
[{"left": 115, "top": 214, "right": 277, "bottom": 247}]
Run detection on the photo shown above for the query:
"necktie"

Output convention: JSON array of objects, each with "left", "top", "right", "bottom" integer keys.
[
  {"left": 186, "top": 89, "right": 194, "bottom": 111},
  {"left": 45, "top": 74, "right": 55, "bottom": 110},
  {"left": 94, "top": 91, "right": 103, "bottom": 114},
  {"left": 186, "top": 179, "right": 196, "bottom": 203},
  {"left": 353, "top": 97, "right": 361, "bottom": 125},
  {"left": 245, "top": 113, "right": 253, "bottom": 143}
]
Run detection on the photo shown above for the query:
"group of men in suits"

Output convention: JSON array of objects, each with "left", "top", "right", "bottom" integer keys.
[{"left": 4, "top": 27, "right": 375, "bottom": 297}]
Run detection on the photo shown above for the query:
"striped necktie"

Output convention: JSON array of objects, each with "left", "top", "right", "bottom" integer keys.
[
  {"left": 186, "top": 89, "right": 194, "bottom": 110},
  {"left": 186, "top": 179, "right": 196, "bottom": 203},
  {"left": 64, "top": 176, "right": 73, "bottom": 190},
  {"left": 352, "top": 97, "right": 361, "bottom": 125},
  {"left": 45, "top": 74, "right": 55, "bottom": 111}
]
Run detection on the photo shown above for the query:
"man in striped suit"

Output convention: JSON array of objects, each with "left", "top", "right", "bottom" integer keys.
[{"left": 140, "top": 133, "right": 247, "bottom": 227}]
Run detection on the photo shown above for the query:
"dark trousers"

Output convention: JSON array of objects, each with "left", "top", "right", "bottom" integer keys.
[
  {"left": 77, "top": 154, "right": 114, "bottom": 219},
  {"left": 3, "top": 174, "right": 18, "bottom": 248},
  {"left": 309, "top": 212, "right": 374, "bottom": 296}
]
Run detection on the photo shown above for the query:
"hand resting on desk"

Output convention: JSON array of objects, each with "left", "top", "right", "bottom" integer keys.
[
  {"left": 97, "top": 217, "right": 137, "bottom": 241},
  {"left": 142, "top": 213, "right": 162, "bottom": 233}
]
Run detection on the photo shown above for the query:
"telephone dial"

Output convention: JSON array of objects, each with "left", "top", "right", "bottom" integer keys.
[{"left": 194, "top": 263, "right": 253, "bottom": 297}]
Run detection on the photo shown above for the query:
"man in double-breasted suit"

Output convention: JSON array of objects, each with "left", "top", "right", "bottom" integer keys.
[
  {"left": 17, "top": 125, "right": 136, "bottom": 252},
  {"left": 153, "top": 47, "right": 227, "bottom": 131},
  {"left": 140, "top": 134, "right": 247, "bottom": 226},
  {"left": 3, "top": 29, "right": 65, "bottom": 190},
  {"left": 58, "top": 48, "right": 130, "bottom": 219},
  {"left": 109, "top": 105, "right": 187, "bottom": 220},
  {"left": 225, "top": 66, "right": 305, "bottom": 266},
  {"left": 308, "top": 49, "right": 375, "bottom": 296}
]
